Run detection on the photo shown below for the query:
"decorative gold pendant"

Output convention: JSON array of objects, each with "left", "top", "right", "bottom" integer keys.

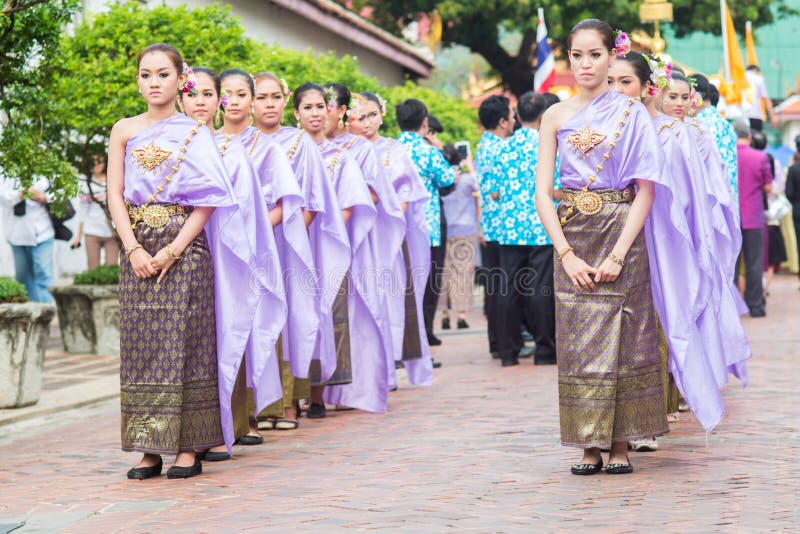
[
  {"left": 132, "top": 142, "right": 172, "bottom": 171},
  {"left": 142, "top": 204, "right": 171, "bottom": 229},
  {"left": 568, "top": 126, "right": 607, "bottom": 154},
  {"left": 573, "top": 190, "right": 603, "bottom": 215}
]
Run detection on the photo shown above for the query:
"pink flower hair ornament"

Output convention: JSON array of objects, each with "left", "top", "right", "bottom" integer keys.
[
  {"left": 220, "top": 88, "right": 231, "bottom": 109},
  {"left": 325, "top": 87, "right": 337, "bottom": 110},
  {"left": 615, "top": 30, "right": 631, "bottom": 57},
  {"left": 180, "top": 63, "right": 197, "bottom": 96}
]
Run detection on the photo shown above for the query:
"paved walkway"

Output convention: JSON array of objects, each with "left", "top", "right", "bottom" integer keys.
[{"left": 0, "top": 275, "right": 798, "bottom": 532}]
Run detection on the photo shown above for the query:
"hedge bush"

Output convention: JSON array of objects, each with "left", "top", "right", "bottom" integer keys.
[
  {"left": 47, "top": 1, "right": 478, "bottom": 180},
  {"left": 0, "top": 277, "right": 29, "bottom": 304},
  {"left": 73, "top": 265, "right": 120, "bottom": 285}
]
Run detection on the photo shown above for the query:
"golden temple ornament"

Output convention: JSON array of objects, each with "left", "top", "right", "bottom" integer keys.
[
  {"left": 132, "top": 142, "right": 172, "bottom": 171},
  {"left": 568, "top": 126, "right": 606, "bottom": 154},
  {"left": 573, "top": 190, "right": 604, "bottom": 215}
]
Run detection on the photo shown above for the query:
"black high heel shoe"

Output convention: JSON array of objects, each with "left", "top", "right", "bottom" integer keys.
[
  {"left": 127, "top": 457, "right": 163, "bottom": 480},
  {"left": 167, "top": 455, "right": 202, "bottom": 479},
  {"left": 441, "top": 317, "right": 451, "bottom": 330}
]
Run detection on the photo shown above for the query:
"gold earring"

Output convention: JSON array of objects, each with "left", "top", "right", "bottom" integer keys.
[
  {"left": 338, "top": 115, "right": 344, "bottom": 130},
  {"left": 214, "top": 109, "right": 223, "bottom": 129}
]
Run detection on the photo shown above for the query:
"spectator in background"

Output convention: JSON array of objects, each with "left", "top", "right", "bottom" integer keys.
[
  {"left": 494, "top": 92, "right": 558, "bottom": 367},
  {"left": 735, "top": 120, "right": 773, "bottom": 316},
  {"left": 786, "top": 136, "right": 800, "bottom": 287},
  {"left": 397, "top": 100, "right": 456, "bottom": 348},
  {"left": 693, "top": 74, "right": 740, "bottom": 202},
  {"left": 751, "top": 131, "right": 787, "bottom": 296},
  {"left": 745, "top": 65, "right": 778, "bottom": 131},
  {"left": 0, "top": 177, "right": 55, "bottom": 303},
  {"left": 475, "top": 95, "right": 515, "bottom": 359},
  {"left": 438, "top": 143, "right": 480, "bottom": 331},
  {"left": 425, "top": 114, "right": 444, "bottom": 150},
  {"left": 72, "top": 156, "right": 118, "bottom": 269}
]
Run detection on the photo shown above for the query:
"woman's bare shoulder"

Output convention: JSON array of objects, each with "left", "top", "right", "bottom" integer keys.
[{"left": 110, "top": 114, "right": 146, "bottom": 143}]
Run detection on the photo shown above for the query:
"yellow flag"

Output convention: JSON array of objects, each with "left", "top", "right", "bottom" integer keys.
[
  {"left": 745, "top": 21, "right": 758, "bottom": 67},
  {"left": 723, "top": 2, "right": 749, "bottom": 104}
]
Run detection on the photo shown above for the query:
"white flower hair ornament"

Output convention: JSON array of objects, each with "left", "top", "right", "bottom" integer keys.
[{"left": 646, "top": 56, "right": 673, "bottom": 96}]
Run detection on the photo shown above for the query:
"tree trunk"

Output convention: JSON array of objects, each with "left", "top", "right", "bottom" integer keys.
[{"left": 466, "top": 28, "right": 536, "bottom": 98}]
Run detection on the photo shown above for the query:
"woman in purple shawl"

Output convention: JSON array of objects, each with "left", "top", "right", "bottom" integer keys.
[
  {"left": 609, "top": 52, "right": 750, "bottom": 450},
  {"left": 320, "top": 83, "right": 406, "bottom": 413},
  {"left": 216, "top": 69, "right": 316, "bottom": 438},
  {"left": 109, "top": 44, "right": 269, "bottom": 479},
  {"left": 534, "top": 21, "right": 668, "bottom": 475},
  {"left": 293, "top": 83, "right": 371, "bottom": 418},
  {"left": 179, "top": 67, "right": 287, "bottom": 459},
  {"left": 663, "top": 73, "right": 751, "bottom": 383},
  {"left": 252, "top": 73, "right": 350, "bottom": 428},
  {"left": 348, "top": 91, "right": 433, "bottom": 388}
]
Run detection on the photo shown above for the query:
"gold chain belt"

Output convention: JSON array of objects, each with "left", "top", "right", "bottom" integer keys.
[
  {"left": 562, "top": 186, "right": 635, "bottom": 215},
  {"left": 127, "top": 203, "right": 189, "bottom": 229}
]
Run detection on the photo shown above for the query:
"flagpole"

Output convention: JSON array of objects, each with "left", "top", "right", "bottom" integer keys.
[{"left": 721, "top": 0, "right": 731, "bottom": 81}]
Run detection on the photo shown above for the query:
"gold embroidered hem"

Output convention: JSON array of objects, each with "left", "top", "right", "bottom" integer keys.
[
  {"left": 555, "top": 199, "right": 668, "bottom": 449},
  {"left": 119, "top": 214, "right": 223, "bottom": 454}
]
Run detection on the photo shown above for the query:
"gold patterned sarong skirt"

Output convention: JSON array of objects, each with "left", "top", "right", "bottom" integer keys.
[
  {"left": 555, "top": 191, "right": 668, "bottom": 448},
  {"left": 309, "top": 276, "right": 352, "bottom": 386},
  {"left": 401, "top": 241, "right": 423, "bottom": 360},
  {"left": 119, "top": 210, "right": 223, "bottom": 454}
]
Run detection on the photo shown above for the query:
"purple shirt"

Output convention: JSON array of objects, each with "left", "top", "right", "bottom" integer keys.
[{"left": 737, "top": 144, "right": 773, "bottom": 229}]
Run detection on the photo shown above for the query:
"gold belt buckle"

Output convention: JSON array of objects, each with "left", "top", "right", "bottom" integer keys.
[
  {"left": 573, "top": 190, "right": 603, "bottom": 216},
  {"left": 142, "top": 205, "right": 171, "bottom": 229}
]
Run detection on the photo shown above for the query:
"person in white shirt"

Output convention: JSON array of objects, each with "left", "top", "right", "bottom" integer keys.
[
  {"left": 71, "top": 157, "right": 118, "bottom": 268},
  {"left": 0, "top": 177, "right": 55, "bottom": 302},
  {"left": 745, "top": 65, "right": 778, "bottom": 131}
]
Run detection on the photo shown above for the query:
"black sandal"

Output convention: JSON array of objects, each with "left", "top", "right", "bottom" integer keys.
[
  {"left": 274, "top": 419, "right": 299, "bottom": 430},
  {"left": 307, "top": 402, "right": 327, "bottom": 419},
  {"left": 570, "top": 459, "right": 603, "bottom": 475},
  {"left": 605, "top": 460, "right": 634, "bottom": 474}
]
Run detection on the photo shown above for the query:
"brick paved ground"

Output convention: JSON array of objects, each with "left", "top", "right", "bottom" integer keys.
[{"left": 0, "top": 275, "right": 798, "bottom": 533}]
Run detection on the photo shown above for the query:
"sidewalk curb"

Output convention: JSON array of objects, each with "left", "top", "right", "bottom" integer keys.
[{"left": 0, "top": 392, "right": 120, "bottom": 427}]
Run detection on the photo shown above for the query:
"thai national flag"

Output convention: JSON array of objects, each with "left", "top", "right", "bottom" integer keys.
[{"left": 533, "top": 8, "right": 555, "bottom": 93}]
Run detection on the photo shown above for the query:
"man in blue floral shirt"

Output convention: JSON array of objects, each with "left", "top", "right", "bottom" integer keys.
[
  {"left": 475, "top": 95, "right": 515, "bottom": 359},
  {"left": 397, "top": 99, "right": 455, "bottom": 347},
  {"left": 692, "top": 75, "right": 739, "bottom": 215},
  {"left": 491, "top": 92, "right": 558, "bottom": 366}
]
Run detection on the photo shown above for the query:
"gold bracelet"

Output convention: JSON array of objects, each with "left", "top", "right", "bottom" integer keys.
[
  {"left": 608, "top": 252, "right": 625, "bottom": 267},
  {"left": 125, "top": 244, "right": 143, "bottom": 258},
  {"left": 165, "top": 244, "right": 182, "bottom": 261},
  {"left": 557, "top": 246, "right": 574, "bottom": 261}
]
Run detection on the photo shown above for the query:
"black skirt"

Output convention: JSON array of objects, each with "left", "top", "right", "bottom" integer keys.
[{"left": 767, "top": 225, "right": 788, "bottom": 266}]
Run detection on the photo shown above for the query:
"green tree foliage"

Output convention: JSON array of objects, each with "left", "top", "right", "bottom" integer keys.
[
  {"left": 342, "top": 0, "right": 795, "bottom": 96},
  {"left": 0, "top": 1, "right": 476, "bottom": 202},
  {"left": 0, "top": 0, "right": 81, "bottom": 206}
]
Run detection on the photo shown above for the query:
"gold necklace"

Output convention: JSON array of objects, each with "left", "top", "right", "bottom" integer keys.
[
  {"left": 131, "top": 112, "right": 173, "bottom": 172},
  {"left": 218, "top": 133, "right": 234, "bottom": 156},
  {"left": 129, "top": 119, "right": 205, "bottom": 230},
  {"left": 248, "top": 130, "right": 260, "bottom": 156},
  {"left": 382, "top": 138, "right": 392, "bottom": 168},
  {"left": 329, "top": 135, "right": 360, "bottom": 173},
  {"left": 561, "top": 98, "right": 634, "bottom": 223},
  {"left": 287, "top": 129, "right": 305, "bottom": 160}
]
